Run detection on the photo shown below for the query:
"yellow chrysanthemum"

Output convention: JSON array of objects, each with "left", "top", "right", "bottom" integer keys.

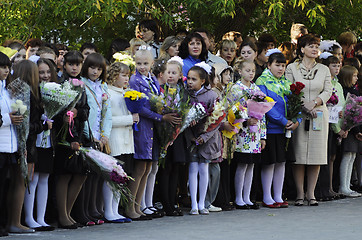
[{"left": 265, "top": 96, "right": 274, "bottom": 102}]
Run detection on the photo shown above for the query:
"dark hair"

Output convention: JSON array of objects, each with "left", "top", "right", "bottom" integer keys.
[
  {"left": 268, "top": 52, "right": 286, "bottom": 64},
  {"left": 343, "top": 57, "right": 361, "bottom": 70},
  {"left": 321, "top": 56, "right": 340, "bottom": 66},
  {"left": 258, "top": 34, "right": 277, "bottom": 45},
  {"left": 193, "top": 28, "right": 211, "bottom": 39},
  {"left": 238, "top": 41, "right": 257, "bottom": 56},
  {"left": 25, "top": 38, "right": 43, "bottom": 49},
  {"left": 139, "top": 19, "right": 160, "bottom": 44},
  {"left": 63, "top": 51, "right": 84, "bottom": 65},
  {"left": 152, "top": 59, "right": 167, "bottom": 78},
  {"left": 80, "top": 42, "right": 98, "bottom": 53},
  {"left": 296, "top": 34, "right": 320, "bottom": 58},
  {"left": 256, "top": 41, "right": 268, "bottom": 55},
  {"left": 178, "top": 32, "right": 208, "bottom": 61},
  {"left": 0, "top": 52, "right": 12, "bottom": 68},
  {"left": 81, "top": 52, "right": 107, "bottom": 82},
  {"left": 188, "top": 66, "right": 210, "bottom": 86},
  {"left": 37, "top": 58, "right": 58, "bottom": 83},
  {"left": 107, "top": 38, "right": 130, "bottom": 61},
  {"left": 12, "top": 60, "right": 40, "bottom": 101},
  {"left": 55, "top": 44, "right": 68, "bottom": 52}
]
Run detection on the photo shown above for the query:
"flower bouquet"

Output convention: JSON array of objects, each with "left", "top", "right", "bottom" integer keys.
[
  {"left": 59, "top": 142, "right": 133, "bottom": 205},
  {"left": 40, "top": 81, "right": 80, "bottom": 146},
  {"left": 124, "top": 90, "right": 147, "bottom": 131},
  {"left": 340, "top": 93, "right": 362, "bottom": 131},
  {"left": 203, "top": 100, "right": 227, "bottom": 132},
  {"left": 7, "top": 78, "right": 30, "bottom": 184},
  {"left": 113, "top": 52, "right": 136, "bottom": 74},
  {"left": 286, "top": 81, "right": 305, "bottom": 138},
  {"left": 222, "top": 102, "right": 248, "bottom": 139},
  {"left": 245, "top": 89, "right": 275, "bottom": 133}
]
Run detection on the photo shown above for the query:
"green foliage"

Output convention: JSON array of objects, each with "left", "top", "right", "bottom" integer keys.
[{"left": 0, "top": 0, "right": 360, "bottom": 54}]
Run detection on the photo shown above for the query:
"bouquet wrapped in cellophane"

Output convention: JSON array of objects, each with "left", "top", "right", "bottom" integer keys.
[
  {"left": 7, "top": 78, "right": 30, "bottom": 184},
  {"left": 59, "top": 142, "right": 133, "bottom": 205},
  {"left": 340, "top": 93, "right": 362, "bottom": 131},
  {"left": 124, "top": 90, "right": 147, "bottom": 131},
  {"left": 40, "top": 81, "right": 80, "bottom": 146}
]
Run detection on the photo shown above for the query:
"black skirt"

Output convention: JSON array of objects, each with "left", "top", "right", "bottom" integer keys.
[
  {"left": 53, "top": 145, "right": 86, "bottom": 175},
  {"left": 0, "top": 152, "right": 18, "bottom": 168},
  {"left": 34, "top": 148, "right": 54, "bottom": 174},
  {"left": 234, "top": 152, "right": 261, "bottom": 164},
  {"left": 261, "top": 134, "right": 295, "bottom": 165}
]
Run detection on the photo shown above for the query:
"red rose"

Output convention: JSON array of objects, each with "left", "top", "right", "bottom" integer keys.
[
  {"left": 296, "top": 82, "right": 305, "bottom": 90},
  {"left": 290, "top": 84, "right": 296, "bottom": 92},
  {"left": 295, "top": 88, "right": 301, "bottom": 95}
]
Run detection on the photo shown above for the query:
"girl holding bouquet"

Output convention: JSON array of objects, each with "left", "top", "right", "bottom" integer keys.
[
  {"left": 12, "top": 60, "right": 50, "bottom": 232},
  {"left": 107, "top": 62, "right": 138, "bottom": 220},
  {"left": 53, "top": 51, "right": 90, "bottom": 228},
  {"left": 232, "top": 60, "right": 266, "bottom": 210},
  {"left": 256, "top": 51, "right": 299, "bottom": 208},
  {"left": 158, "top": 57, "right": 189, "bottom": 216},
  {"left": 126, "top": 48, "right": 180, "bottom": 220},
  {"left": 0, "top": 53, "right": 31, "bottom": 234},
  {"left": 23, "top": 58, "right": 57, "bottom": 231},
  {"left": 339, "top": 65, "right": 361, "bottom": 197},
  {"left": 186, "top": 62, "right": 222, "bottom": 215}
]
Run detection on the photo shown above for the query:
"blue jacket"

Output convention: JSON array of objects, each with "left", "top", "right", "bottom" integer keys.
[
  {"left": 129, "top": 71, "right": 162, "bottom": 160},
  {"left": 256, "top": 69, "right": 291, "bottom": 134},
  {"left": 182, "top": 55, "right": 201, "bottom": 77}
]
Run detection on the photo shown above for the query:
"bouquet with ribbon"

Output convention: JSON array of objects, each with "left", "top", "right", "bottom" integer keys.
[
  {"left": 40, "top": 81, "right": 80, "bottom": 146},
  {"left": 124, "top": 90, "right": 147, "bottom": 131},
  {"left": 340, "top": 93, "right": 362, "bottom": 131},
  {"left": 7, "top": 78, "right": 31, "bottom": 184},
  {"left": 59, "top": 142, "right": 133, "bottom": 205},
  {"left": 245, "top": 89, "right": 275, "bottom": 132}
]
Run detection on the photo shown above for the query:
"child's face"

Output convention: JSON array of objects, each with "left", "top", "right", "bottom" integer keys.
[
  {"left": 0, "top": 66, "right": 10, "bottom": 80},
  {"left": 26, "top": 46, "right": 39, "bottom": 59},
  {"left": 238, "top": 62, "right": 255, "bottom": 82},
  {"left": 12, "top": 49, "right": 26, "bottom": 65},
  {"left": 328, "top": 63, "right": 340, "bottom": 77},
  {"left": 352, "top": 72, "right": 358, "bottom": 85},
  {"left": 333, "top": 48, "right": 343, "bottom": 63},
  {"left": 135, "top": 54, "right": 153, "bottom": 76},
  {"left": 64, "top": 62, "right": 82, "bottom": 77},
  {"left": 82, "top": 48, "right": 96, "bottom": 60},
  {"left": 164, "top": 64, "right": 182, "bottom": 86},
  {"left": 268, "top": 60, "right": 286, "bottom": 79},
  {"left": 88, "top": 66, "right": 103, "bottom": 81},
  {"left": 240, "top": 46, "right": 257, "bottom": 63},
  {"left": 57, "top": 50, "right": 68, "bottom": 69},
  {"left": 38, "top": 63, "right": 51, "bottom": 82},
  {"left": 114, "top": 71, "right": 129, "bottom": 89},
  {"left": 221, "top": 69, "right": 232, "bottom": 85},
  {"left": 257, "top": 49, "right": 268, "bottom": 64},
  {"left": 187, "top": 70, "right": 205, "bottom": 91}
]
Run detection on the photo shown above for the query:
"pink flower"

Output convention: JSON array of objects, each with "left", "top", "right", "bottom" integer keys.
[
  {"left": 102, "top": 93, "right": 108, "bottom": 102},
  {"left": 69, "top": 78, "right": 84, "bottom": 87}
]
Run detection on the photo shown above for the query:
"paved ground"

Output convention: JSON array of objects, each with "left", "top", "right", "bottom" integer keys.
[{"left": 4, "top": 197, "right": 362, "bottom": 240}]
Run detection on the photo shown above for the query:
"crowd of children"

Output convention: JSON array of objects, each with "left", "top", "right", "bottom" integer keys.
[{"left": 0, "top": 20, "right": 361, "bottom": 236}]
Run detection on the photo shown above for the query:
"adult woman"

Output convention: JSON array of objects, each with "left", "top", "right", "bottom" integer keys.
[
  {"left": 178, "top": 32, "right": 208, "bottom": 76},
  {"left": 285, "top": 34, "right": 332, "bottom": 206},
  {"left": 158, "top": 36, "right": 182, "bottom": 61},
  {"left": 138, "top": 19, "right": 161, "bottom": 59},
  {"left": 237, "top": 41, "right": 263, "bottom": 80},
  {"left": 219, "top": 39, "right": 237, "bottom": 66}
]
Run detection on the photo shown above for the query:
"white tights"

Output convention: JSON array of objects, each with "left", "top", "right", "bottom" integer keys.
[
  {"left": 24, "top": 172, "right": 50, "bottom": 228},
  {"left": 235, "top": 163, "right": 254, "bottom": 206},
  {"left": 339, "top": 152, "right": 356, "bottom": 194},
  {"left": 261, "top": 162, "right": 285, "bottom": 205},
  {"left": 189, "top": 162, "right": 209, "bottom": 210},
  {"left": 103, "top": 182, "right": 124, "bottom": 220}
]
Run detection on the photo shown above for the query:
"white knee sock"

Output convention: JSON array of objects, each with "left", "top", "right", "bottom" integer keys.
[
  {"left": 103, "top": 182, "right": 116, "bottom": 220},
  {"left": 243, "top": 164, "right": 254, "bottom": 205},
  {"left": 36, "top": 173, "right": 50, "bottom": 226},
  {"left": 261, "top": 164, "right": 275, "bottom": 205},
  {"left": 189, "top": 162, "right": 199, "bottom": 210},
  {"left": 198, "top": 163, "right": 209, "bottom": 210},
  {"left": 340, "top": 152, "right": 353, "bottom": 194},
  {"left": 347, "top": 152, "right": 357, "bottom": 192},
  {"left": 273, "top": 162, "right": 285, "bottom": 203},
  {"left": 234, "top": 164, "right": 247, "bottom": 205},
  {"left": 24, "top": 172, "right": 41, "bottom": 228}
]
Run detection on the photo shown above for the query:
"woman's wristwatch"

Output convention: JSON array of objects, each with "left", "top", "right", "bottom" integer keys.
[{"left": 314, "top": 100, "right": 318, "bottom": 106}]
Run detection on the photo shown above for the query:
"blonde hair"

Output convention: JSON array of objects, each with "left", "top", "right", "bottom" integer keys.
[
  {"left": 134, "top": 48, "right": 153, "bottom": 61},
  {"left": 106, "top": 62, "right": 130, "bottom": 85},
  {"left": 220, "top": 39, "right": 237, "bottom": 50},
  {"left": 339, "top": 65, "right": 358, "bottom": 88},
  {"left": 166, "top": 60, "right": 183, "bottom": 75},
  {"left": 129, "top": 38, "right": 146, "bottom": 56},
  {"left": 233, "top": 59, "right": 255, "bottom": 73},
  {"left": 159, "top": 36, "right": 182, "bottom": 60}
]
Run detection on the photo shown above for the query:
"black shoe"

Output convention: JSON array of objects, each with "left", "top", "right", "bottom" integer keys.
[
  {"left": 247, "top": 202, "right": 260, "bottom": 210},
  {"left": 130, "top": 215, "right": 152, "bottom": 221},
  {"left": 175, "top": 208, "right": 184, "bottom": 216},
  {"left": 34, "top": 226, "right": 55, "bottom": 231},
  {"left": 165, "top": 210, "right": 179, "bottom": 216},
  {"left": 58, "top": 223, "right": 78, "bottom": 229},
  {"left": 235, "top": 204, "right": 250, "bottom": 210},
  {"left": 0, "top": 228, "right": 8, "bottom": 237}
]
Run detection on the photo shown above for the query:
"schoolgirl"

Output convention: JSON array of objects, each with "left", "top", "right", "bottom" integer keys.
[
  {"left": 186, "top": 62, "right": 222, "bottom": 215},
  {"left": 232, "top": 60, "right": 266, "bottom": 210},
  {"left": 256, "top": 51, "right": 299, "bottom": 208},
  {"left": 23, "top": 58, "right": 57, "bottom": 231},
  {"left": 53, "top": 51, "right": 90, "bottom": 229}
]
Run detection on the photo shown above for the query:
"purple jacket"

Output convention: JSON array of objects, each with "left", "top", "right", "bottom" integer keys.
[
  {"left": 187, "top": 86, "right": 222, "bottom": 160},
  {"left": 129, "top": 71, "right": 162, "bottom": 160}
]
